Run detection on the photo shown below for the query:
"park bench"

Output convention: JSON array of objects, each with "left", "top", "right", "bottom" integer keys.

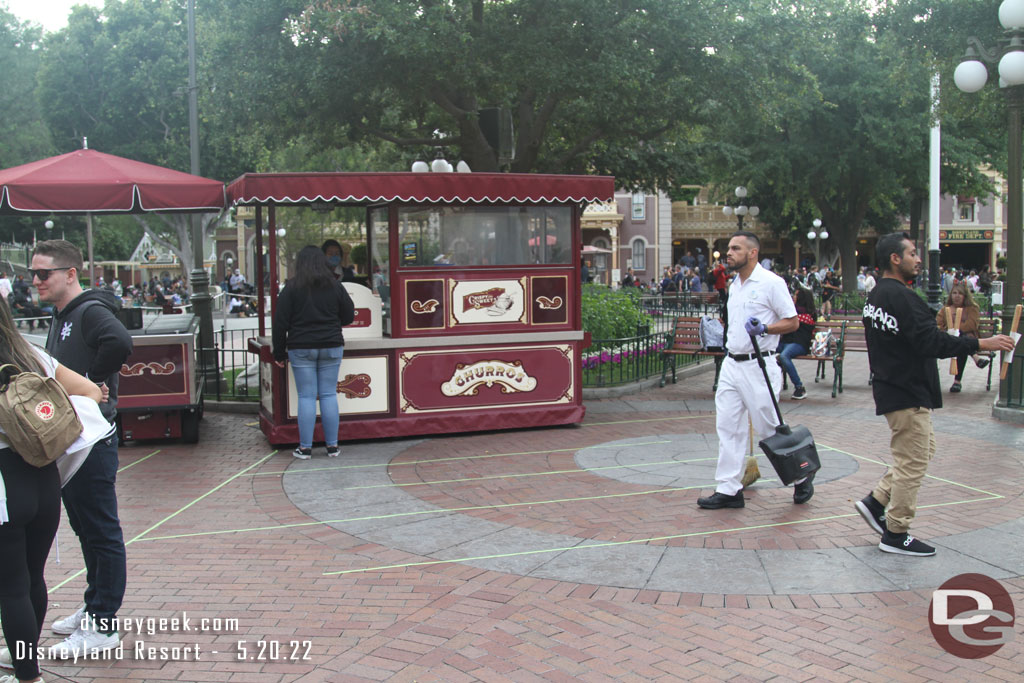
[
  {"left": 834, "top": 313, "right": 999, "bottom": 391},
  {"left": 779, "top": 320, "right": 846, "bottom": 398},
  {"left": 659, "top": 316, "right": 726, "bottom": 389}
]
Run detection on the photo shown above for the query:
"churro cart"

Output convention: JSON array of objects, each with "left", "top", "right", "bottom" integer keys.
[
  {"left": 228, "top": 172, "right": 613, "bottom": 445},
  {"left": 116, "top": 314, "right": 204, "bottom": 443}
]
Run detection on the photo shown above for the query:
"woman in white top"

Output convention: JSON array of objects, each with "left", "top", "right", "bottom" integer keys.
[{"left": 0, "top": 300, "right": 101, "bottom": 683}]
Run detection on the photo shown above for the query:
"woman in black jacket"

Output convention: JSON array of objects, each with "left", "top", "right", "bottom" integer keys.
[
  {"left": 778, "top": 285, "right": 817, "bottom": 400},
  {"left": 272, "top": 246, "right": 355, "bottom": 459}
]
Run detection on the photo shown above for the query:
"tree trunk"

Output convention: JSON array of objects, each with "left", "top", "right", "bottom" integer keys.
[
  {"left": 837, "top": 225, "right": 859, "bottom": 293},
  {"left": 908, "top": 192, "right": 923, "bottom": 243}
]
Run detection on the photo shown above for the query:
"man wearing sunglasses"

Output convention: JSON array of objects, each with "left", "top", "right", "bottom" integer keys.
[{"left": 30, "top": 240, "right": 133, "bottom": 659}]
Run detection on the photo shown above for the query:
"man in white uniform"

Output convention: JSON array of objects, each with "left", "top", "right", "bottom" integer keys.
[{"left": 698, "top": 231, "right": 811, "bottom": 509}]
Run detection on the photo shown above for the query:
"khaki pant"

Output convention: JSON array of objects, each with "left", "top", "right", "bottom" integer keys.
[{"left": 872, "top": 407, "right": 936, "bottom": 534}]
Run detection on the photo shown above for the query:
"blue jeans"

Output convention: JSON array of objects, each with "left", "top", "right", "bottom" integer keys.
[
  {"left": 61, "top": 435, "right": 126, "bottom": 623},
  {"left": 779, "top": 342, "right": 808, "bottom": 388},
  {"left": 288, "top": 346, "right": 344, "bottom": 448}
]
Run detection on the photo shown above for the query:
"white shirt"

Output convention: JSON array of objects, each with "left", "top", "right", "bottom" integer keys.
[
  {"left": 725, "top": 263, "right": 797, "bottom": 355},
  {"left": 864, "top": 274, "right": 876, "bottom": 293},
  {"left": 0, "top": 277, "right": 11, "bottom": 299}
]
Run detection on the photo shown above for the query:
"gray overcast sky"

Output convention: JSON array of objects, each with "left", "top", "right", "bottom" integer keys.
[{"left": 5, "top": 0, "right": 104, "bottom": 32}]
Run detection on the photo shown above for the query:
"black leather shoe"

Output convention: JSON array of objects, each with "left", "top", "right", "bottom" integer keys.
[
  {"left": 793, "top": 472, "right": 815, "bottom": 504},
  {"left": 697, "top": 491, "right": 744, "bottom": 509}
]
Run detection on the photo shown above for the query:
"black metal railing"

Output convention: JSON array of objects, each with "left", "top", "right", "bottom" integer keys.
[
  {"left": 637, "top": 294, "right": 723, "bottom": 334},
  {"left": 205, "top": 326, "right": 261, "bottom": 402},
  {"left": 581, "top": 330, "right": 689, "bottom": 387}
]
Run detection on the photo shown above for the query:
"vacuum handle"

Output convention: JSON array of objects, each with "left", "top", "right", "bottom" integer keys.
[{"left": 749, "top": 333, "right": 786, "bottom": 426}]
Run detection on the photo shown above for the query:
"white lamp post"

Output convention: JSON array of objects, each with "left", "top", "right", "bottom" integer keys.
[
  {"left": 721, "top": 185, "right": 759, "bottom": 230},
  {"left": 806, "top": 218, "right": 829, "bottom": 268},
  {"left": 955, "top": 0, "right": 1024, "bottom": 408}
]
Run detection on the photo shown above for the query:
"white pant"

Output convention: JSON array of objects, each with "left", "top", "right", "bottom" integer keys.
[{"left": 714, "top": 356, "right": 782, "bottom": 495}]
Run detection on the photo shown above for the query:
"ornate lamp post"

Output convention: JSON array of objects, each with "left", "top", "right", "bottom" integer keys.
[
  {"left": 721, "top": 186, "right": 760, "bottom": 230},
  {"left": 954, "top": 0, "right": 1024, "bottom": 408},
  {"left": 806, "top": 218, "right": 829, "bottom": 268}
]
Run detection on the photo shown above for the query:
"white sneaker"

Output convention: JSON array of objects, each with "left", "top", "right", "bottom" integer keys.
[
  {"left": 51, "top": 605, "right": 87, "bottom": 635},
  {"left": 1, "top": 675, "right": 44, "bottom": 683},
  {"left": 0, "top": 647, "right": 11, "bottom": 670},
  {"left": 48, "top": 618, "right": 120, "bottom": 660}
]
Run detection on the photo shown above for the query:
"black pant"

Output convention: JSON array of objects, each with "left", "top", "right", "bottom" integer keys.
[
  {"left": 954, "top": 333, "right": 978, "bottom": 381},
  {"left": 0, "top": 448, "right": 61, "bottom": 680},
  {"left": 62, "top": 436, "right": 126, "bottom": 624}
]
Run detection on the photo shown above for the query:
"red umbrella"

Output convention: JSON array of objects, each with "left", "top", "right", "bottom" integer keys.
[{"left": 0, "top": 148, "right": 225, "bottom": 213}]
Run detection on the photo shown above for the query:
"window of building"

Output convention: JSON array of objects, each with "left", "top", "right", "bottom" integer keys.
[
  {"left": 631, "top": 238, "right": 646, "bottom": 271},
  {"left": 631, "top": 192, "right": 645, "bottom": 220},
  {"left": 958, "top": 203, "right": 974, "bottom": 221}
]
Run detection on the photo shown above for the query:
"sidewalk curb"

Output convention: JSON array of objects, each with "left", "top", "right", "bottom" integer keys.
[{"left": 582, "top": 360, "right": 714, "bottom": 400}]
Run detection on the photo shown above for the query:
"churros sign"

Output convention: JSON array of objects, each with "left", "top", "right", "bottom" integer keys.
[{"left": 441, "top": 360, "right": 537, "bottom": 396}]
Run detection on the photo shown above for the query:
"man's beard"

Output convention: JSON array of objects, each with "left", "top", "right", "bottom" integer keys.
[{"left": 727, "top": 255, "right": 747, "bottom": 273}]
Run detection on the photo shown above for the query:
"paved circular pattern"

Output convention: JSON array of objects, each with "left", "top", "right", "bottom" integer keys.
[
  {"left": 573, "top": 433, "right": 859, "bottom": 489},
  {"left": 281, "top": 418, "right": 1023, "bottom": 594}
]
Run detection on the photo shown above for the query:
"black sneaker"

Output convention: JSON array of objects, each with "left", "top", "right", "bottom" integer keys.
[
  {"left": 792, "top": 385, "right": 807, "bottom": 400},
  {"left": 793, "top": 472, "right": 815, "bottom": 504},
  {"left": 697, "top": 491, "right": 744, "bottom": 509},
  {"left": 292, "top": 447, "right": 312, "bottom": 460},
  {"left": 854, "top": 494, "right": 887, "bottom": 535},
  {"left": 879, "top": 531, "right": 935, "bottom": 557},
  {"left": 325, "top": 445, "right": 339, "bottom": 458},
  {"left": 950, "top": 381, "right": 962, "bottom": 393}
]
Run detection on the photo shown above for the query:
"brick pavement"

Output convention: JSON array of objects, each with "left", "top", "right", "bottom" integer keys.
[{"left": 25, "top": 350, "right": 1024, "bottom": 681}]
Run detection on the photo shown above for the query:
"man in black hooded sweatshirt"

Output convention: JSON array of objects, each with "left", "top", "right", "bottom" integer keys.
[
  {"left": 856, "top": 233, "right": 1015, "bottom": 557},
  {"left": 31, "top": 240, "right": 133, "bottom": 658}
]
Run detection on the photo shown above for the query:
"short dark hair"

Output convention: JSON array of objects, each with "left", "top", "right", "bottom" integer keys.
[
  {"left": 731, "top": 230, "right": 760, "bottom": 250},
  {"left": 876, "top": 232, "right": 910, "bottom": 273},
  {"left": 33, "top": 239, "right": 84, "bottom": 271}
]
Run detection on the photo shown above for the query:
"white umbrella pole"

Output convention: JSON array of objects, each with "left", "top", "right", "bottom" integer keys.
[{"left": 87, "top": 212, "right": 95, "bottom": 286}]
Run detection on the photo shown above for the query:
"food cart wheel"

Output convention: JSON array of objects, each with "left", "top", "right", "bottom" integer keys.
[{"left": 181, "top": 406, "right": 201, "bottom": 444}]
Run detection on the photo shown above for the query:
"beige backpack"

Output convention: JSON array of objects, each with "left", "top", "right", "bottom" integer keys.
[{"left": 0, "top": 364, "right": 83, "bottom": 468}]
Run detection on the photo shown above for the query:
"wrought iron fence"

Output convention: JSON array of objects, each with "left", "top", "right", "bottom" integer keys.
[
  {"left": 581, "top": 329, "right": 694, "bottom": 388},
  {"left": 636, "top": 294, "right": 723, "bottom": 334},
  {"left": 204, "top": 325, "right": 261, "bottom": 402}
]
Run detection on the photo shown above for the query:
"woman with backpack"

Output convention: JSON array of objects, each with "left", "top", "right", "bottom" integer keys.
[
  {"left": 778, "top": 285, "right": 817, "bottom": 400},
  {"left": 0, "top": 300, "right": 102, "bottom": 683}
]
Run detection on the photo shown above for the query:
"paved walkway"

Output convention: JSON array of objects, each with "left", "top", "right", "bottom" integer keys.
[{"left": 30, "top": 351, "right": 1024, "bottom": 681}]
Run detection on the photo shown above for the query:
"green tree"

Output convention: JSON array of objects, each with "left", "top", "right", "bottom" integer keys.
[
  {"left": 705, "top": 0, "right": 1001, "bottom": 291},
  {"left": 0, "top": 7, "right": 52, "bottom": 168},
  {"left": 210, "top": 0, "right": 731, "bottom": 188}
]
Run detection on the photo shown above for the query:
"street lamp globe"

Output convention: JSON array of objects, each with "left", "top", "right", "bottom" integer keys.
[
  {"left": 999, "top": 46, "right": 1024, "bottom": 86},
  {"left": 954, "top": 59, "right": 989, "bottom": 92},
  {"left": 807, "top": 230, "right": 816, "bottom": 241},
  {"left": 722, "top": 206, "right": 734, "bottom": 216},
  {"left": 276, "top": 228, "right": 286, "bottom": 238},
  {"left": 735, "top": 186, "right": 747, "bottom": 199},
  {"left": 820, "top": 230, "right": 829, "bottom": 240},
  {"left": 748, "top": 206, "right": 760, "bottom": 217},
  {"left": 735, "top": 205, "right": 748, "bottom": 216},
  {"left": 1000, "top": 0, "right": 1024, "bottom": 29},
  {"left": 812, "top": 218, "right": 822, "bottom": 229},
  {"left": 44, "top": 220, "right": 54, "bottom": 230}
]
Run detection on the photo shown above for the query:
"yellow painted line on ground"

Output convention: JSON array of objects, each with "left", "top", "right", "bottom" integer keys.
[
  {"left": 136, "top": 480, "right": 777, "bottom": 542},
  {"left": 582, "top": 414, "right": 712, "bottom": 427},
  {"left": 117, "top": 449, "right": 160, "bottom": 473},
  {"left": 246, "top": 440, "right": 672, "bottom": 476},
  {"left": 819, "top": 443, "right": 1005, "bottom": 498},
  {"left": 327, "top": 456, "right": 721, "bottom": 491},
  {"left": 48, "top": 451, "right": 278, "bottom": 594},
  {"left": 321, "top": 495, "right": 1002, "bottom": 576}
]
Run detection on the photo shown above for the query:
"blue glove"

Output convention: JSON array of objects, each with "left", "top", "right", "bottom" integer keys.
[{"left": 744, "top": 317, "right": 766, "bottom": 337}]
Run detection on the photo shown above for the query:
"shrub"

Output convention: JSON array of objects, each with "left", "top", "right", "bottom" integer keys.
[{"left": 581, "top": 284, "right": 651, "bottom": 343}]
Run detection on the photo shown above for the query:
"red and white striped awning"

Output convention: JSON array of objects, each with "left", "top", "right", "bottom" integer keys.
[{"left": 227, "top": 172, "right": 614, "bottom": 206}]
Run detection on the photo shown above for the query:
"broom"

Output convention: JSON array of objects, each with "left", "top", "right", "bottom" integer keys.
[{"left": 740, "top": 420, "right": 761, "bottom": 488}]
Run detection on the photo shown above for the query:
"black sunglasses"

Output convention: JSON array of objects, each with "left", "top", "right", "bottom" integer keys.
[{"left": 29, "top": 267, "right": 73, "bottom": 281}]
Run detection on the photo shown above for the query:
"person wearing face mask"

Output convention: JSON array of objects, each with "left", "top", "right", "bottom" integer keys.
[{"left": 321, "top": 240, "right": 356, "bottom": 282}]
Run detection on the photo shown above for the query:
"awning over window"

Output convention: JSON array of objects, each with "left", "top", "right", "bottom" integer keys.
[{"left": 227, "top": 172, "right": 615, "bottom": 206}]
